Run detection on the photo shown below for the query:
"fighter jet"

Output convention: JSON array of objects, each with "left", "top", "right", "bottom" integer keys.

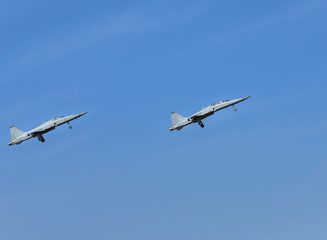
[
  {"left": 170, "top": 96, "right": 250, "bottom": 131},
  {"left": 8, "top": 112, "right": 87, "bottom": 146}
]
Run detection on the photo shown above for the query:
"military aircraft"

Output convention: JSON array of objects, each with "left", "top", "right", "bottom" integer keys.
[
  {"left": 8, "top": 112, "right": 87, "bottom": 146},
  {"left": 170, "top": 96, "right": 250, "bottom": 131}
]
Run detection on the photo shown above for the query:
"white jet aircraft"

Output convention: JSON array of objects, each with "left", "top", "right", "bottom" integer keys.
[
  {"left": 8, "top": 112, "right": 87, "bottom": 145},
  {"left": 170, "top": 96, "right": 250, "bottom": 131}
]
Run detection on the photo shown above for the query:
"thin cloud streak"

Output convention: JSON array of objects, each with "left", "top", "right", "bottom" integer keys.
[
  {"left": 214, "top": 0, "right": 327, "bottom": 43},
  {"left": 0, "top": 0, "right": 55, "bottom": 28},
  {"left": 13, "top": 9, "right": 199, "bottom": 68}
]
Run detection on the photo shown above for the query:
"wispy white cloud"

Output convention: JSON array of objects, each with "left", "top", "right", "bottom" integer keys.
[
  {"left": 214, "top": 0, "right": 326, "bottom": 43},
  {"left": 0, "top": 0, "right": 56, "bottom": 28},
  {"left": 12, "top": 8, "right": 199, "bottom": 68}
]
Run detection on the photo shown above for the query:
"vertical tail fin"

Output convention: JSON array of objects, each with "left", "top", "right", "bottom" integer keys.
[
  {"left": 10, "top": 126, "right": 25, "bottom": 140},
  {"left": 171, "top": 112, "right": 186, "bottom": 126}
]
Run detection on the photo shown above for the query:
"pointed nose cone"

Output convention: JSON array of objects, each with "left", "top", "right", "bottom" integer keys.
[
  {"left": 71, "top": 112, "right": 87, "bottom": 119},
  {"left": 228, "top": 96, "right": 251, "bottom": 105},
  {"left": 79, "top": 112, "right": 88, "bottom": 117},
  {"left": 243, "top": 96, "right": 251, "bottom": 101}
]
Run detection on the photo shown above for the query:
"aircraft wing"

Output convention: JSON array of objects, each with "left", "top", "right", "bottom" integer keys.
[
  {"left": 189, "top": 109, "right": 214, "bottom": 121},
  {"left": 28, "top": 127, "right": 56, "bottom": 136}
]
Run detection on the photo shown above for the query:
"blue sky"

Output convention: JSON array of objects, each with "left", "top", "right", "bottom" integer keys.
[{"left": 1, "top": 0, "right": 327, "bottom": 239}]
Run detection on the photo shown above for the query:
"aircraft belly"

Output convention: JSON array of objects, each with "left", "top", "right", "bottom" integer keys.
[
  {"left": 43, "top": 127, "right": 55, "bottom": 133},
  {"left": 31, "top": 127, "right": 55, "bottom": 136},
  {"left": 204, "top": 112, "right": 214, "bottom": 118},
  {"left": 55, "top": 122, "right": 65, "bottom": 127},
  {"left": 192, "top": 112, "right": 214, "bottom": 121}
]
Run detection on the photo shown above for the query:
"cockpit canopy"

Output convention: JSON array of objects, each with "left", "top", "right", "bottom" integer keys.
[
  {"left": 52, "top": 116, "right": 64, "bottom": 121},
  {"left": 210, "top": 100, "right": 229, "bottom": 106}
]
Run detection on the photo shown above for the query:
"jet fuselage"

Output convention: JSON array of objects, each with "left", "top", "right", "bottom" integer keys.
[
  {"left": 170, "top": 96, "right": 250, "bottom": 131},
  {"left": 8, "top": 112, "right": 87, "bottom": 145}
]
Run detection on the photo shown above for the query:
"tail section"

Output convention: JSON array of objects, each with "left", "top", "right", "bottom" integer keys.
[
  {"left": 171, "top": 112, "right": 186, "bottom": 126},
  {"left": 10, "top": 126, "right": 25, "bottom": 140}
]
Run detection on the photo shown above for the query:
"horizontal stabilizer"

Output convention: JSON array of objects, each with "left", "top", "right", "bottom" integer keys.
[
  {"left": 10, "top": 126, "right": 25, "bottom": 140},
  {"left": 171, "top": 112, "right": 186, "bottom": 126}
]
